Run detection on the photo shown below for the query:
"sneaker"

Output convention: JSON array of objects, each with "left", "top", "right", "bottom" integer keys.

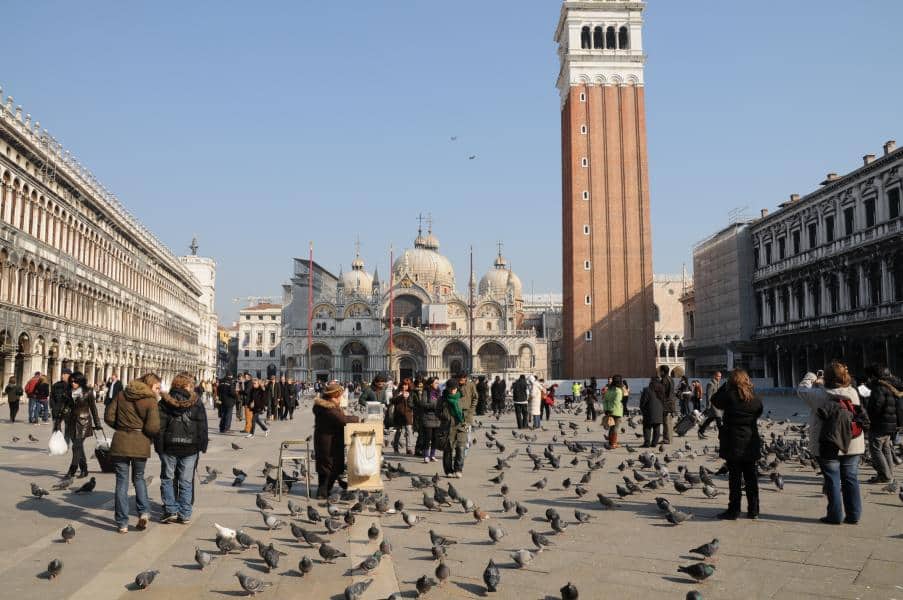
[
  {"left": 843, "top": 517, "right": 859, "bottom": 525},
  {"left": 867, "top": 476, "right": 890, "bottom": 484},
  {"left": 117, "top": 527, "right": 128, "bottom": 534},
  {"left": 136, "top": 514, "right": 149, "bottom": 530},
  {"left": 246, "top": 434, "right": 254, "bottom": 439},
  {"left": 160, "top": 513, "right": 178, "bottom": 524},
  {"left": 747, "top": 512, "right": 759, "bottom": 520},
  {"left": 423, "top": 457, "right": 430, "bottom": 464},
  {"left": 177, "top": 515, "right": 191, "bottom": 525},
  {"left": 454, "top": 472, "right": 463, "bottom": 479},
  {"left": 264, "top": 430, "right": 269, "bottom": 438},
  {"left": 716, "top": 510, "right": 739, "bottom": 520},
  {"left": 429, "top": 456, "right": 437, "bottom": 463},
  {"left": 819, "top": 516, "right": 842, "bottom": 525}
]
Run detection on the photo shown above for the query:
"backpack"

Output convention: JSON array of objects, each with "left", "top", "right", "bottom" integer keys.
[
  {"left": 24, "top": 378, "right": 38, "bottom": 396},
  {"left": 163, "top": 410, "right": 195, "bottom": 452},
  {"left": 837, "top": 396, "right": 869, "bottom": 438}
]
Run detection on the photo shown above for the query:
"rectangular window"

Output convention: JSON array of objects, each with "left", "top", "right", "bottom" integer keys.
[
  {"left": 889, "top": 188, "right": 901, "bottom": 219},
  {"left": 256, "top": 332, "right": 263, "bottom": 344},
  {"left": 270, "top": 332, "right": 276, "bottom": 344},
  {"left": 583, "top": 260, "right": 591, "bottom": 270},
  {"left": 777, "top": 237, "right": 786, "bottom": 260},
  {"left": 582, "top": 191, "right": 589, "bottom": 200},
  {"left": 243, "top": 349, "right": 249, "bottom": 357},
  {"left": 580, "top": 124, "right": 587, "bottom": 135},
  {"left": 579, "top": 92, "right": 586, "bottom": 102},
  {"left": 825, "top": 215, "right": 835, "bottom": 242},
  {"left": 753, "top": 247, "right": 760, "bottom": 269},
  {"left": 256, "top": 349, "right": 262, "bottom": 358},
  {"left": 791, "top": 230, "right": 800, "bottom": 255},
  {"left": 583, "top": 225, "right": 590, "bottom": 235},
  {"left": 864, "top": 198, "right": 876, "bottom": 228},
  {"left": 843, "top": 207, "right": 854, "bottom": 235},
  {"left": 584, "top": 295, "right": 591, "bottom": 305},
  {"left": 269, "top": 349, "right": 276, "bottom": 357},
  {"left": 581, "top": 157, "right": 588, "bottom": 168},
  {"left": 808, "top": 223, "right": 817, "bottom": 248},
  {"left": 764, "top": 242, "right": 772, "bottom": 265},
  {"left": 584, "top": 331, "right": 592, "bottom": 341},
  {"left": 271, "top": 315, "right": 277, "bottom": 320},
  {"left": 258, "top": 315, "right": 263, "bottom": 320}
]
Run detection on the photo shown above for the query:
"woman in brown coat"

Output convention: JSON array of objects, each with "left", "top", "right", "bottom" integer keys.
[
  {"left": 104, "top": 373, "right": 161, "bottom": 533},
  {"left": 313, "top": 381, "right": 359, "bottom": 498}
]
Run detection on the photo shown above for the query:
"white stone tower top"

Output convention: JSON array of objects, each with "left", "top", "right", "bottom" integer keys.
[{"left": 554, "top": 0, "right": 646, "bottom": 102}]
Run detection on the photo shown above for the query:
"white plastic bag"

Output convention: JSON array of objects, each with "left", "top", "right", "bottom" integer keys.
[
  {"left": 48, "top": 430, "right": 68, "bottom": 456},
  {"left": 349, "top": 435, "right": 379, "bottom": 477}
]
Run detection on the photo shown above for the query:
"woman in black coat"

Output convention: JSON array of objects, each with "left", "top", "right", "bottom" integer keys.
[
  {"left": 54, "top": 372, "right": 102, "bottom": 478},
  {"left": 711, "top": 368, "right": 763, "bottom": 520},
  {"left": 639, "top": 378, "right": 664, "bottom": 447},
  {"left": 312, "top": 382, "right": 360, "bottom": 498}
]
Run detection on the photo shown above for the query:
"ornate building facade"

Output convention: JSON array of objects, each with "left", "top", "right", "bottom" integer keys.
[
  {"left": 237, "top": 303, "right": 282, "bottom": 379},
  {"left": 653, "top": 273, "right": 689, "bottom": 374},
  {"left": 556, "top": 0, "right": 656, "bottom": 378},
  {"left": 280, "top": 227, "right": 548, "bottom": 383},
  {"left": 0, "top": 87, "right": 203, "bottom": 387},
  {"left": 752, "top": 141, "right": 903, "bottom": 384},
  {"left": 179, "top": 238, "right": 218, "bottom": 381}
]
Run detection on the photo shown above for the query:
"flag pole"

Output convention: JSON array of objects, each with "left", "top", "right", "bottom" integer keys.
[
  {"left": 388, "top": 244, "right": 394, "bottom": 379},
  {"left": 307, "top": 241, "right": 314, "bottom": 386},
  {"left": 469, "top": 245, "right": 475, "bottom": 373}
]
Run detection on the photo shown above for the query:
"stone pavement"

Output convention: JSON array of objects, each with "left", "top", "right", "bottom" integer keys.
[{"left": 0, "top": 395, "right": 902, "bottom": 599}]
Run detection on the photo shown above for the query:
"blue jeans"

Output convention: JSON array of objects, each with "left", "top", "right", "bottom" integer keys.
[
  {"left": 113, "top": 458, "right": 149, "bottom": 528},
  {"left": 819, "top": 454, "right": 862, "bottom": 524},
  {"left": 28, "top": 397, "right": 40, "bottom": 423},
  {"left": 532, "top": 414, "right": 541, "bottom": 428},
  {"left": 160, "top": 453, "right": 197, "bottom": 519}
]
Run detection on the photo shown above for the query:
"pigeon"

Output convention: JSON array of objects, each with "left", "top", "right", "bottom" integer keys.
[
  {"left": 379, "top": 538, "right": 393, "bottom": 555},
  {"left": 597, "top": 493, "right": 617, "bottom": 509},
  {"left": 666, "top": 508, "right": 693, "bottom": 525},
  {"left": 262, "top": 545, "right": 281, "bottom": 572},
  {"left": 551, "top": 517, "right": 568, "bottom": 534},
  {"left": 195, "top": 547, "right": 216, "bottom": 570},
  {"left": 28, "top": 434, "right": 39, "bottom": 442},
  {"left": 232, "top": 472, "right": 246, "bottom": 486},
  {"left": 61, "top": 524, "right": 75, "bottom": 543},
  {"left": 236, "top": 530, "right": 257, "bottom": 549},
  {"left": 298, "top": 556, "right": 313, "bottom": 576},
  {"left": 73, "top": 477, "right": 96, "bottom": 493},
  {"left": 51, "top": 477, "right": 73, "bottom": 491},
  {"left": 674, "top": 480, "right": 691, "bottom": 494},
  {"left": 511, "top": 549, "right": 536, "bottom": 568},
  {"left": 488, "top": 525, "right": 506, "bottom": 543},
  {"left": 256, "top": 494, "right": 274, "bottom": 511},
  {"left": 214, "top": 523, "right": 237, "bottom": 539},
  {"left": 615, "top": 484, "right": 632, "bottom": 498},
  {"left": 216, "top": 534, "right": 240, "bottom": 555},
  {"left": 288, "top": 500, "right": 302, "bottom": 516},
  {"left": 260, "top": 511, "right": 285, "bottom": 530},
  {"left": 367, "top": 522, "right": 380, "bottom": 541},
  {"left": 231, "top": 442, "right": 242, "bottom": 450},
  {"left": 678, "top": 562, "right": 716, "bottom": 582},
  {"left": 502, "top": 498, "right": 515, "bottom": 513},
  {"left": 483, "top": 559, "right": 501, "bottom": 592},
  {"left": 325, "top": 517, "right": 344, "bottom": 534},
  {"left": 654, "top": 497, "right": 672, "bottom": 512},
  {"left": 307, "top": 505, "right": 322, "bottom": 523},
  {"left": 235, "top": 571, "right": 272, "bottom": 595},
  {"left": 423, "top": 494, "right": 441, "bottom": 512},
  {"left": 500, "top": 484, "right": 509, "bottom": 496},
  {"left": 489, "top": 473, "right": 504, "bottom": 484},
  {"left": 574, "top": 510, "right": 593, "bottom": 524},
  {"left": 545, "top": 508, "right": 561, "bottom": 522},
  {"left": 31, "top": 483, "right": 49, "bottom": 498},
  {"left": 562, "top": 477, "right": 572, "bottom": 490},
  {"left": 560, "top": 582, "right": 579, "bottom": 600},
  {"left": 515, "top": 502, "right": 529, "bottom": 519},
  {"left": 690, "top": 539, "right": 719, "bottom": 559},
  {"left": 686, "top": 592, "right": 703, "bottom": 600},
  {"left": 394, "top": 499, "right": 405, "bottom": 512},
  {"left": 318, "top": 543, "right": 346, "bottom": 563},
  {"left": 531, "top": 477, "right": 548, "bottom": 491},
  {"left": 11, "top": 436, "right": 20, "bottom": 443},
  {"left": 770, "top": 472, "right": 785, "bottom": 491},
  {"left": 134, "top": 570, "right": 158, "bottom": 590},
  {"left": 429, "top": 530, "right": 456, "bottom": 547},
  {"left": 345, "top": 579, "right": 373, "bottom": 600},
  {"left": 47, "top": 559, "right": 63, "bottom": 580},
  {"left": 473, "top": 506, "right": 489, "bottom": 522},
  {"left": 435, "top": 561, "right": 450, "bottom": 585},
  {"left": 447, "top": 482, "right": 460, "bottom": 501},
  {"left": 702, "top": 484, "right": 720, "bottom": 498},
  {"left": 402, "top": 511, "right": 421, "bottom": 527},
  {"left": 530, "top": 529, "right": 555, "bottom": 550},
  {"left": 431, "top": 545, "right": 448, "bottom": 561},
  {"left": 291, "top": 524, "right": 326, "bottom": 547},
  {"left": 416, "top": 575, "right": 439, "bottom": 596}
]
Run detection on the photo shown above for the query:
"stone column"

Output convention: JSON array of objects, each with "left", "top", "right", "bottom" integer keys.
[
  {"left": 880, "top": 258, "right": 891, "bottom": 305},
  {"left": 858, "top": 263, "right": 868, "bottom": 307}
]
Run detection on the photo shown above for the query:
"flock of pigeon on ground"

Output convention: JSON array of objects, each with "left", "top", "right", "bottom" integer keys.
[{"left": 24, "top": 396, "right": 903, "bottom": 598}]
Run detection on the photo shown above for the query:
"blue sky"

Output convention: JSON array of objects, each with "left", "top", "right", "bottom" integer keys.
[{"left": 3, "top": 1, "right": 901, "bottom": 322}]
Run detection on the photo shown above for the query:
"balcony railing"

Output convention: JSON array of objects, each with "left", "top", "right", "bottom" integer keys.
[{"left": 754, "top": 301, "right": 903, "bottom": 338}]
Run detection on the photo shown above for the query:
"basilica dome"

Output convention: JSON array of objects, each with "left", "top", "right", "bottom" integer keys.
[
  {"left": 393, "top": 228, "right": 456, "bottom": 292},
  {"left": 341, "top": 250, "right": 373, "bottom": 293},
  {"left": 479, "top": 249, "right": 522, "bottom": 301}
]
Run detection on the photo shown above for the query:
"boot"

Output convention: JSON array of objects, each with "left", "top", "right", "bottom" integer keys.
[{"left": 609, "top": 429, "right": 619, "bottom": 449}]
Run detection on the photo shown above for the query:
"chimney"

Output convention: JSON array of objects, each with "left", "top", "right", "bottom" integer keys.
[
  {"left": 885, "top": 140, "right": 897, "bottom": 155},
  {"left": 760, "top": 208, "right": 769, "bottom": 218},
  {"left": 821, "top": 173, "right": 840, "bottom": 186},
  {"left": 789, "top": 193, "right": 800, "bottom": 203},
  {"left": 863, "top": 154, "right": 876, "bottom": 166}
]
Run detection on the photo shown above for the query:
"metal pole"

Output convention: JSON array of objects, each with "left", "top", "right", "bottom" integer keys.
[
  {"left": 388, "top": 245, "right": 394, "bottom": 378},
  {"left": 305, "top": 438, "right": 311, "bottom": 500},
  {"left": 469, "top": 245, "right": 474, "bottom": 373},
  {"left": 307, "top": 242, "right": 314, "bottom": 386}
]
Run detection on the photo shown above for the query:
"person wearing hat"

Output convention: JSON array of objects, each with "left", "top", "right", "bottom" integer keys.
[
  {"left": 313, "top": 382, "right": 360, "bottom": 498},
  {"left": 359, "top": 375, "right": 386, "bottom": 409},
  {"left": 50, "top": 368, "right": 73, "bottom": 426}
]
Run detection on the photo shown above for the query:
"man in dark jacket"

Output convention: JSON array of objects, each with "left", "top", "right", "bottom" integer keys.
[
  {"left": 265, "top": 375, "right": 282, "bottom": 420},
  {"left": 358, "top": 375, "right": 386, "bottom": 409},
  {"left": 104, "top": 374, "right": 123, "bottom": 407},
  {"left": 155, "top": 372, "right": 208, "bottom": 524},
  {"left": 639, "top": 377, "right": 665, "bottom": 447},
  {"left": 216, "top": 376, "right": 238, "bottom": 433},
  {"left": 659, "top": 365, "right": 676, "bottom": 444},
  {"left": 512, "top": 375, "right": 529, "bottom": 429},
  {"left": 865, "top": 364, "right": 901, "bottom": 483},
  {"left": 475, "top": 376, "right": 489, "bottom": 416},
  {"left": 50, "top": 368, "right": 72, "bottom": 424},
  {"left": 490, "top": 376, "right": 506, "bottom": 419}
]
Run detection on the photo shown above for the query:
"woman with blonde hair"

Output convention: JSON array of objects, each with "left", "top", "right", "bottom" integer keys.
[
  {"left": 711, "top": 368, "right": 763, "bottom": 520},
  {"left": 798, "top": 361, "right": 865, "bottom": 525}
]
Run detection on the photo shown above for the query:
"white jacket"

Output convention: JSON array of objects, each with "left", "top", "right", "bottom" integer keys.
[
  {"left": 797, "top": 372, "right": 865, "bottom": 457},
  {"left": 529, "top": 377, "right": 544, "bottom": 416}
]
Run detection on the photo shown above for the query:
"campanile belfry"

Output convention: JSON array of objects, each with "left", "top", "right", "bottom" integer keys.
[{"left": 556, "top": 0, "right": 655, "bottom": 378}]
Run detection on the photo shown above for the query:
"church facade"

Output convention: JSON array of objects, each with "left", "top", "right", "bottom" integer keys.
[{"left": 280, "top": 226, "right": 547, "bottom": 383}]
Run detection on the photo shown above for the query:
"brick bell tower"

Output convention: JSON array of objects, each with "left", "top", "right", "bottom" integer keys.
[{"left": 556, "top": 0, "right": 655, "bottom": 379}]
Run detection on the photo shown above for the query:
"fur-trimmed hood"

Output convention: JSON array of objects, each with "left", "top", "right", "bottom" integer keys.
[
  {"left": 124, "top": 380, "right": 158, "bottom": 403},
  {"left": 315, "top": 395, "right": 340, "bottom": 410},
  {"left": 160, "top": 387, "right": 198, "bottom": 409},
  {"left": 879, "top": 379, "right": 903, "bottom": 398}
]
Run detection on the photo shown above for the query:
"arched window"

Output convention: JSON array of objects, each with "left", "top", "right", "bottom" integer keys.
[
  {"left": 677, "top": 343, "right": 684, "bottom": 357},
  {"left": 580, "top": 26, "right": 591, "bottom": 49},
  {"left": 593, "top": 26, "right": 604, "bottom": 49},
  {"left": 659, "top": 343, "right": 667, "bottom": 358},
  {"left": 653, "top": 303, "right": 660, "bottom": 322},
  {"left": 668, "top": 343, "right": 676, "bottom": 358},
  {"left": 619, "top": 26, "right": 630, "bottom": 50},
  {"left": 606, "top": 26, "right": 616, "bottom": 49}
]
